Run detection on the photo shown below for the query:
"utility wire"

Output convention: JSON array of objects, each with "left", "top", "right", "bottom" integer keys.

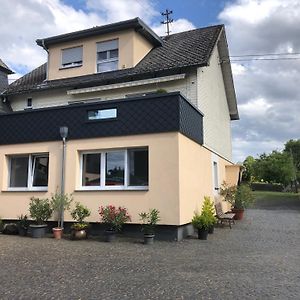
[{"left": 230, "top": 52, "right": 300, "bottom": 57}]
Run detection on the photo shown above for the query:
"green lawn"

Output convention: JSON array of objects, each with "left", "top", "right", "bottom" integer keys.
[{"left": 252, "top": 191, "right": 300, "bottom": 209}]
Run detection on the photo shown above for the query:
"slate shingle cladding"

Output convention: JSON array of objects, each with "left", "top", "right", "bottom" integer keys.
[
  {"left": 0, "top": 92, "right": 203, "bottom": 145},
  {"left": 5, "top": 25, "right": 222, "bottom": 95}
]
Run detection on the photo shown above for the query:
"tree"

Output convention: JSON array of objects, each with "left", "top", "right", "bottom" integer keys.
[
  {"left": 242, "top": 156, "right": 256, "bottom": 182},
  {"left": 284, "top": 139, "right": 300, "bottom": 181},
  {"left": 252, "top": 151, "right": 294, "bottom": 186}
]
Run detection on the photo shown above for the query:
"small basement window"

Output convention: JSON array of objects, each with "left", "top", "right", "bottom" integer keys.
[
  {"left": 87, "top": 108, "right": 117, "bottom": 120},
  {"left": 61, "top": 46, "right": 83, "bottom": 68}
]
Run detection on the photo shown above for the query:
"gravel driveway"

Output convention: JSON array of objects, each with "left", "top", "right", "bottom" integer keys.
[{"left": 0, "top": 204, "right": 299, "bottom": 300}]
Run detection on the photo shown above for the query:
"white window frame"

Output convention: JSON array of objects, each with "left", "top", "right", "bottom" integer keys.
[
  {"left": 79, "top": 148, "right": 148, "bottom": 191},
  {"left": 96, "top": 39, "right": 119, "bottom": 73},
  {"left": 7, "top": 154, "right": 49, "bottom": 192}
]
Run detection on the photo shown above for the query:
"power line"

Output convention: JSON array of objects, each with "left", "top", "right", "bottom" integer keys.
[
  {"left": 230, "top": 52, "right": 300, "bottom": 58},
  {"left": 230, "top": 57, "right": 300, "bottom": 62}
]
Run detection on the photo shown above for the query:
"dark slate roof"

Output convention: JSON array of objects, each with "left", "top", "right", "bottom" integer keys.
[
  {"left": 0, "top": 59, "right": 14, "bottom": 74},
  {"left": 5, "top": 24, "right": 223, "bottom": 95},
  {"left": 37, "top": 18, "right": 162, "bottom": 48}
]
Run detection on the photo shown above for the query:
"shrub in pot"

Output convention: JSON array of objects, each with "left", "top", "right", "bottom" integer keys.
[
  {"left": 192, "top": 197, "right": 216, "bottom": 240},
  {"left": 51, "top": 192, "right": 73, "bottom": 239},
  {"left": 70, "top": 202, "right": 91, "bottom": 240},
  {"left": 202, "top": 197, "right": 217, "bottom": 234},
  {"left": 18, "top": 214, "right": 29, "bottom": 236},
  {"left": 220, "top": 182, "right": 255, "bottom": 220},
  {"left": 139, "top": 208, "right": 160, "bottom": 245},
  {"left": 232, "top": 184, "right": 255, "bottom": 220},
  {"left": 99, "top": 205, "right": 131, "bottom": 242},
  {"left": 29, "top": 197, "right": 52, "bottom": 238}
]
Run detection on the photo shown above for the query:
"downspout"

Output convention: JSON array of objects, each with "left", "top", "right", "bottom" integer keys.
[{"left": 41, "top": 39, "right": 49, "bottom": 80}]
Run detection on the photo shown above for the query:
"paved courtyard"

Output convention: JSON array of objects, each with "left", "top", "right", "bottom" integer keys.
[{"left": 0, "top": 201, "right": 299, "bottom": 300}]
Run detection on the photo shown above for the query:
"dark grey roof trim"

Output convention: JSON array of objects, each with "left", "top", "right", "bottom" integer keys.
[
  {"left": 0, "top": 59, "right": 14, "bottom": 75},
  {"left": 36, "top": 17, "right": 163, "bottom": 48}
]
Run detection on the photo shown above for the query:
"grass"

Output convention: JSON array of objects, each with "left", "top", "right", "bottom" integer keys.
[{"left": 252, "top": 191, "right": 300, "bottom": 209}]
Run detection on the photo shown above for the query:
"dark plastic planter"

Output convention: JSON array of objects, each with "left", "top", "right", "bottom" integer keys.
[
  {"left": 30, "top": 224, "right": 47, "bottom": 238},
  {"left": 208, "top": 225, "right": 214, "bottom": 234},
  {"left": 104, "top": 230, "right": 116, "bottom": 242},
  {"left": 143, "top": 234, "right": 155, "bottom": 245},
  {"left": 197, "top": 228, "right": 208, "bottom": 240},
  {"left": 18, "top": 226, "right": 28, "bottom": 237}
]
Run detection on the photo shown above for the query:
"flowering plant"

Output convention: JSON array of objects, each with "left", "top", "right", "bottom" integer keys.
[{"left": 99, "top": 205, "right": 131, "bottom": 232}]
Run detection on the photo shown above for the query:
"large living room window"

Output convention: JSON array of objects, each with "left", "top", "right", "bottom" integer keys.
[
  {"left": 80, "top": 148, "right": 148, "bottom": 190},
  {"left": 9, "top": 154, "right": 49, "bottom": 190},
  {"left": 96, "top": 39, "right": 118, "bottom": 73}
]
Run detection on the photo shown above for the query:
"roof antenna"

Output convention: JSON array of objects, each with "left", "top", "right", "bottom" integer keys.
[{"left": 161, "top": 9, "right": 173, "bottom": 36}]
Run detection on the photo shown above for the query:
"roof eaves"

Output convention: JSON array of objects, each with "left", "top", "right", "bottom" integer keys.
[{"left": 36, "top": 17, "right": 162, "bottom": 48}]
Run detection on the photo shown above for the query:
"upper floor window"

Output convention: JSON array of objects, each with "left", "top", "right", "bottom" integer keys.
[
  {"left": 61, "top": 46, "right": 83, "bottom": 68},
  {"left": 96, "top": 39, "right": 118, "bottom": 73},
  {"left": 8, "top": 154, "right": 49, "bottom": 190}
]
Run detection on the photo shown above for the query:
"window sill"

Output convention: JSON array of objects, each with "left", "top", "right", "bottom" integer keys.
[
  {"left": 3, "top": 188, "right": 48, "bottom": 192},
  {"left": 59, "top": 64, "right": 82, "bottom": 70},
  {"left": 75, "top": 186, "right": 148, "bottom": 192}
]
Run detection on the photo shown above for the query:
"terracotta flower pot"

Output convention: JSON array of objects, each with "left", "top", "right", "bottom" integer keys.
[
  {"left": 53, "top": 227, "right": 63, "bottom": 239},
  {"left": 232, "top": 208, "right": 245, "bottom": 220}
]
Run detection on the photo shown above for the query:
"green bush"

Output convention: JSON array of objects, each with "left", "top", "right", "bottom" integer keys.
[
  {"left": 139, "top": 208, "right": 160, "bottom": 234},
  {"left": 70, "top": 202, "right": 91, "bottom": 230},
  {"left": 29, "top": 197, "right": 52, "bottom": 225},
  {"left": 192, "top": 196, "right": 217, "bottom": 230},
  {"left": 235, "top": 184, "right": 255, "bottom": 209},
  {"left": 51, "top": 192, "right": 73, "bottom": 228}
]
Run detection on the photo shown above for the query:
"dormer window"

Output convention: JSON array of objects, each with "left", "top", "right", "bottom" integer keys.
[
  {"left": 61, "top": 46, "right": 83, "bottom": 68},
  {"left": 97, "top": 39, "right": 118, "bottom": 73}
]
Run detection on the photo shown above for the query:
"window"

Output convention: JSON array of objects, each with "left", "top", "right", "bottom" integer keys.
[
  {"left": 87, "top": 108, "right": 117, "bottom": 120},
  {"left": 61, "top": 46, "right": 83, "bottom": 68},
  {"left": 9, "top": 154, "right": 49, "bottom": 190},
  {"left": 26, "top": 98, "right": 32, "bottom": 109},
  {"left": 81, "top": 148, "right": 148, "bottom": 190},
  {"left": 213, "top": 161, "right": 219, "bottom": 190},
  {"left": 96, "top": 39, "right": 118, "bottom": 73}
]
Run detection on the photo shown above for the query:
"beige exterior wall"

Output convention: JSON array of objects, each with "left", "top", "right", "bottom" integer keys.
[
  {"left": 0, "top": 133, "right": 180, "bottom": 225},
  {"left": 0, "top": 141, "right": 62, "bottom": 220},
  {"left": 178, "top": 134, "right": 234, "bottom": 225},
  {"left": 197, "top": 45, "right": 232, "bottom": 161},
  {"left": 47, "top": 29, "right": 153, "bottom": 80},
  {"left": 9, "top": 71, "right": 197, "bottom": 111}
]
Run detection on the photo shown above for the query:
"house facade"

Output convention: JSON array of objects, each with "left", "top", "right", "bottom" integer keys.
[{"left": 0, "top": 18, "right": 239, "bottom": 240}]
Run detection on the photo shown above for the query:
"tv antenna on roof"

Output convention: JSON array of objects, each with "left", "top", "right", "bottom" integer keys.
[{"left": 161, "top": 9, "right": 173, "bottom": 36}]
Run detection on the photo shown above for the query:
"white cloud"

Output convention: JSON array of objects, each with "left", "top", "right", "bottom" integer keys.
[
  {"left": 153, "top": 18, "right": 196, "bottom": 36},
  {"left": 0, "top": 0, "right": 194, "bottom": 75},
  {"left": 220, "top": 0, "right": 300, "bottom": 161}
]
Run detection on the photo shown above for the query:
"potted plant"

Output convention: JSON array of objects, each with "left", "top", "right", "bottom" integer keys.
[
  {"left": 202, "top": 197, "right": 217, "bottom": 234},
  {"left": 192, "top": 196, "right": 216, "bottom": 240},
  {"left": 232, "top": 184, "right": 255, "bottom": 220},
  {"left": 18, "top": 214, "right": 29, "bottom": 236},
  {"left": 139, "top": 208, "right": 160, "bottom": 245},
  {"left": 0, "top": 217, "right": 3, "bottom": 233},
  {"left": 70, "top": 202, "right": 91, "bottom": 240},
  {"left": 51, "top": 192, "right": 73, "bottom": 239},
  {"left": 99, "top": 205, "right": 131, "bottom": 242},
  {"left": 29, "top": 197, "right": 52, "bottom": 238},
  {"left": 220, "top": 182, "right": 254, "bottom": 220}
]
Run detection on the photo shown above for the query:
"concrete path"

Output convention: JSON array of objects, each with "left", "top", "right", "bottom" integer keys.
[{"left": 0, "top": 204, "right": 299, "bottom": 299}]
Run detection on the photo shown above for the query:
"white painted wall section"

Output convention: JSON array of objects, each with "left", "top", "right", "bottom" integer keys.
[{"left": 197, "top": 45, "right": 232, "bottom": 161}]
